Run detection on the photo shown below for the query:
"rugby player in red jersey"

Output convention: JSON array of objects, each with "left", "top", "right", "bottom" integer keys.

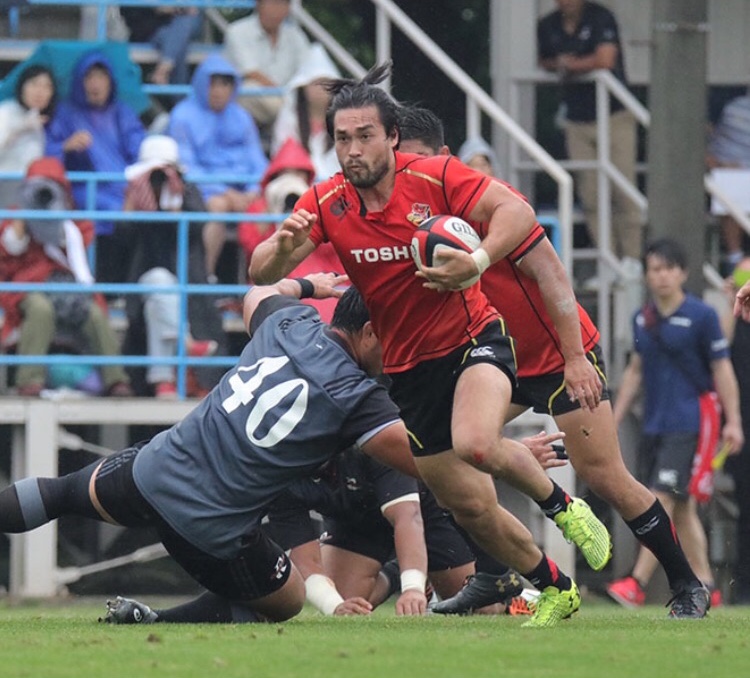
[
  {"left": 251, "top": 63, "right": 612, "bottom": 627},
  {"left": 397, "top": 104, "right": 710, "bottom": 618}
]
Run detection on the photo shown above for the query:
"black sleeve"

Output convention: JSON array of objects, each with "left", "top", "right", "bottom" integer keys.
[
  {"left": 339, "top": 385, "right": 401, "bottom": 448},
  {"left": 249, "top": 295, "right": 304, "bottom": 336},
  {"left": 537, "top": 16, "right": 557, "bottom": 60},
  {"left": 366, "top": 454, "right": 419, "bottom": 512},
  {"left": 264, "top": 495, "right": 321, "bottom": 551}
]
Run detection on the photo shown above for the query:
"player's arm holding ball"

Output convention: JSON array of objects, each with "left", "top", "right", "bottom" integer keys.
[{"left": 418, "top": 180, "right": 535, "bottom": 291}]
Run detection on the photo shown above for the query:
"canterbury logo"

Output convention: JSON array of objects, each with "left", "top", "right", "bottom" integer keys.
[
  {"left": 634, "top": 516, "right": 660, "bottom": 536},
  {"left": 470, "top": 346, "right": 495, "bottom": 359},
  {"left": 272, "top": 555, "right": 289, "bottom": 580}
]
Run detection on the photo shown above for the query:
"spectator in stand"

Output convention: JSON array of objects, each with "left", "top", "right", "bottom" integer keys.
[
  {"left": 457, "top": 137, "right": 498, "bottom": 178},
  {"left": 120, "top": 7, "right": 203, "bottom": 85},
  {"left": 706, "top": 89, "right": 750, "bottom": 274},
  {"left": 0, "top": 64, "right": 57, "bottom": 208},
  {"left": 169, "top": 54, "right": 269, "bottom": 285},
  {"left": 606, "top": 238, "right": 743, "bottom": 609},
  {"left": 224, "top": 0, "right": 310, "bottom": 135},
  {"left": 537, "top": 0, "right": 642, "bottom": 265},
  {"left": 45, "top": 50, "right": 145, "bottom": 284},
  {"left": 271, "top": 43, "right": 341, "bottom": 180},
  {"left": 0, "top": 158, "right": 133, "bottom": 397},
  {"left": 239, "top": 138, "right": 344, "bottom": 322},
  {"left": 122, "top": 135, "right": 226, "bottom": 399}
]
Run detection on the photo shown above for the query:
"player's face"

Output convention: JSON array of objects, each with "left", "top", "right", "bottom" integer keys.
[
  {"left": 645, "top": 254, "right": 687, "bottom": 300},
  {"left": 333, "top": 106, "right": 397, "bottom": 189}
]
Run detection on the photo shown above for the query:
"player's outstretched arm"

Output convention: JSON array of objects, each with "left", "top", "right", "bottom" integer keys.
[
  {"left": 521, "top": 430, "right": 568, "bottom": 470},
  {"left": 290, "top": 540, "right": 372, "bottom": 616},
  {"left": 360, "top": 421, "right": 420, "bottom": 479},
  {"left": 382, "top": 500, "right": 428, "bottom": 616},
  {"left": 249, "top": 209, "right": 318, "bottom": 284},
  {"left": 242, "top": 272, "right": 349, "bottom": 334}
]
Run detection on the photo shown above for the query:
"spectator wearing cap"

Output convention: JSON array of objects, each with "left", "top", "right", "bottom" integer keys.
[
  {"left": 168, "top": 54, "right": 269, "bottom": 284},
  {"left": 122, "top": 135, "right": 225, "bottom": 399},
  {"left": 0, "top": 157, "right": 132, "bottom": 397},
  {"left": 44, "top": 49, "right": 145, "bottom": 283},
  {"left": 457, "top": 137, "right": 498, "bottom": 177},
  {"left": 271, "top": 43, "right": 340, "bottom": 180}
]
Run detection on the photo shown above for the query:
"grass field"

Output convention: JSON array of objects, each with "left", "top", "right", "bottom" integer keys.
[{"left": 1, "top": 597, "right": 748, "bottom": 678}]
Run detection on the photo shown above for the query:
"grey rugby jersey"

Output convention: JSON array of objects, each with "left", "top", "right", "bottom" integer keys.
[{"left": 133, "top": 297, "right": 400, "bottom": 559}]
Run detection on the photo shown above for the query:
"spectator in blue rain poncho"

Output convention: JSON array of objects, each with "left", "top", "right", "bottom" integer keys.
[
  {"left": 168, "top": 54, "right": 269, "bottom": 284},
  {"left": 45, "top": 50, "right": 145, "bottom": 282}
]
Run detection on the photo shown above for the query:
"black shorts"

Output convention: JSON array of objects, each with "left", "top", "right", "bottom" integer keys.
[
  {"left": 95, "top": 446, "right": 291, "bottom": 601},
  {"left": 511, "top": 345, "right": 610, "bottom": 416},
  {"left": 322, "top": 488, "right": 474, "bottom": 572},
  {"left": 640, "top": 432, "right": 697, "bottom": 498},
  {"left": 388, "top": 321, "right": 517, "bottom": 457}
]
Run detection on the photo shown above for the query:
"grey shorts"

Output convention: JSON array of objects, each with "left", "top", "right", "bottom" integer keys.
[{"left": 640, "top": 432, "right": 698, "bottom": 498}]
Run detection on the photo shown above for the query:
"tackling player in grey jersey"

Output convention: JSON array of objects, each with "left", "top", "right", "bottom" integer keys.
[{"left": 0, "top": 275, "right": 421, "bottom": 625}]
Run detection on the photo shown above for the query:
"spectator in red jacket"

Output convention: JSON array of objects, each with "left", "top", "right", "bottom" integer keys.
[
  {"left": 0, "top": 157, "right": 132, "bottom": 396},
  {"left": 240, "top": 138, "right": 345, "bottom": 322}
]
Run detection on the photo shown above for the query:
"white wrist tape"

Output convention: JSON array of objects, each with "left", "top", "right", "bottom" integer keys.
[
  {"left": 305, "top": 574, "right": 345, "bottom": 615},
  {"left": 400, "top": 568, "right": 427, "bottom": 593},
  {"left": 470, "top": 247, "right": 491, "bottom": 275}
]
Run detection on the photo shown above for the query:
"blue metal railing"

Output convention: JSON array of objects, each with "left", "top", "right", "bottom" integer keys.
[
  {"left": 8, "top": 0, "right": 256, "bottom": 41},
  {"left": 0, "top": 205, "right": 281, "bottom": 397}
]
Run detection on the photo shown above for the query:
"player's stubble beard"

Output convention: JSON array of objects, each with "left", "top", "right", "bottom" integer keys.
[{"left": 343, "top": 155, "right": 390, "bottom": 189}]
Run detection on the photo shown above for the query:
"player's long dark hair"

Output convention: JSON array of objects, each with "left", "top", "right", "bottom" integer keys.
[
  {"left": 330, "top": 286, "right": 370, "bottom": 333},
  {"left": 324, "top": 61, "right": 400, "bottom": 140}
]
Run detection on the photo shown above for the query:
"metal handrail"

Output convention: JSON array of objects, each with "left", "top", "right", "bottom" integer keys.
[{"left": 332, "top": 0, "right": 576, "bottom": 273}]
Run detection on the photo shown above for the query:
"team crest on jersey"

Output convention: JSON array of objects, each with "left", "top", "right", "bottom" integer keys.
[
  {"left": 330, "top": 195, "right": 351, "bottom": 218},
  {"left": 406, "top": 203, "right": 432, "bottom": 226}
]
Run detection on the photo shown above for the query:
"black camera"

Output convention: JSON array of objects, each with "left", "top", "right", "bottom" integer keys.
[{"left": 20, "top": 177, "right": 66, "bottom": 246}]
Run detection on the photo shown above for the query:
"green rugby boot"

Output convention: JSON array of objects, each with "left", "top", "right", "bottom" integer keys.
[
  {"left": 553, "top": 498, "right": 612, "bottom": 571},
  {"left": 521, "top": 581, "right": 581, "bottom": 628}
]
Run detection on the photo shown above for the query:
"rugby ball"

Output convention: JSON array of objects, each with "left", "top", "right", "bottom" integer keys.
[{"left": 410, "top": 215, "right": 482, "bottom": 289}]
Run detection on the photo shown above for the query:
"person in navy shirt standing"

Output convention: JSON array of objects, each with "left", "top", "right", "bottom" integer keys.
[
  {"left": 537, "top": 0, "right": 642, "bottom": 263},
  {"left": 607, "top": 239, "right": 743, "bottom": 613}
]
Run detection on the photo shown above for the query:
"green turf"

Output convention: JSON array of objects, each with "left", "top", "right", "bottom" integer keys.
[{"left": 0, "top": 599, "right": 747, "bottom": 678}]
